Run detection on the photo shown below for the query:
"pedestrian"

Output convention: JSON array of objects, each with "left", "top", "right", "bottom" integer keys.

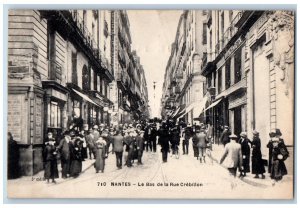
[
  {"left": 94, "top": 133, "right": 107, "bottom": 173},
  {"left": 7, "top": 132, "right": 20, "bottom": 179},
  {"left": 219, "top": 134, "right": 243, "bottom": 189},
  {"left": 69, "top": 132, "right": 83, "bottom": 178},
  {"left": 57, "top": 131, "right": 71, "bottom": 179},
  {"left": 183, "top": 124, "right": 193, "bottom": 155},
  {"left": 93, "top": 125, "right": 100, "bottom": 141},
  {"left": 124, "top": 129, "right": 134, "bottom": 167},
  {"left": 251, "top": 130, "right": 266, "bottom": 179},
  {"left": 102, "top": 128, "right": 110, "bottom": 158},
  {"left": 136, "top": 127, "right": 145, "bottom": 165},
  {"left": 108, "top": 127, "right": 115, "bottom": 154},
  {"left": 191, "top": 125, "right": 200, "bottom": 159},
  {"left": 86, "top": 128, "right": 96, "bottom": 159},
  {"left": 267, "top": 129, "right": 289, "bottom": 185},
  {"left": 145, "top": 124, "right": 153, "bottom": 152},
  {"left": 196, "top": 126, "right": 208, "bottom": 163},
  {"left": 79, "top": 131, "right": 88, "bottom": 161},
  {"left": 238, "top": 132, "right": 251, "bottom": 177},
  {"left": 220, "top": 126, "right": 230, "bottom": 147},
  {"left": 150, "top": 124, "right": 158, "bottom": 152},
  {"left": 43, "top": 132, "right": 59, "bottom": 183},
  {"left": 158, "top": 122, "right": 170, "bottom": 163},
  {"left": 170, "top": 126, "right": 180, "bottom": 158},
  {"left": 267, "top": 131, "right": 276, "bottom": 174},
  {"left": 113, "top": 129, "right": 124, "bottom": 169}
]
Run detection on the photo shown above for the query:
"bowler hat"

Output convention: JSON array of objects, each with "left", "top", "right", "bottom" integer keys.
[
  {"left": 275, "top": 128, "right": 282, "bottom": 136},
  {"left": 93, "top": 125, "right": 99, "bottom": 129}
]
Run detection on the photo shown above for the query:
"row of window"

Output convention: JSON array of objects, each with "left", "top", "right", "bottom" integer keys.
[{"left": 208, "top": 45, "right": 243, "bottom": 94}]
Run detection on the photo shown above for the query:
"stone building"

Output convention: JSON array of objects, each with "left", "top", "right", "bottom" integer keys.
[
  {"left": 7, "top": 9, "right": 149, "bottom": 176},
  {"left": 201, "top": 10, "right": 294, "bottom": 171},
  {"left": 111, "top": 10, "right": 149, "bottom": 124},
  {"left": 161, "top": 11, "right": 208, "bottom": 124}
]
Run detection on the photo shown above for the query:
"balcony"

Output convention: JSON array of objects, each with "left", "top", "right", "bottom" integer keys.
[
  {"left": 39, "top": 10, "right": 114, "bottom": 82},
  {"left": 175, "top": 71, "right": 183, "bottom": 79}
]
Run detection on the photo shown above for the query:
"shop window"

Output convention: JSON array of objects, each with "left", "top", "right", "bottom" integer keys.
[
  {"left": 72, "top": 100, "right": 81, "bottom": 118},
  {"left": 225, "top": 58, "right": 231, "bottom": 89},
  {"left": 234, "top": 47, "right": 242, "bottom": 83},
  {"left": 48, "top": 101, "right": 61, "bottom": 128}
]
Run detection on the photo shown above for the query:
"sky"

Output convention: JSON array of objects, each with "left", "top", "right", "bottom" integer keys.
[{"left": 127, "top": 10, "right": 182, "bottom": 118}]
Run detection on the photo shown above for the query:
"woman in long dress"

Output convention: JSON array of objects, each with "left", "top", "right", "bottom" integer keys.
[
  {"left": 69, "top": 137, "right": 83, "bottom": 177},
  {"left": 251, "top": 130, "right": 265, "bottom": 179},
  {"left": 94, "top": 135, "right": 107, "bottom": 173}
]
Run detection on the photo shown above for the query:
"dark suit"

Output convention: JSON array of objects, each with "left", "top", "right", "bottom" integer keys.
[
  {"left": 113, "top": 135, "right": 124, "bottom": 168},
  {"left": 57, "top": 137, "right": 71, "bottom": 178},
  {"left": 239, "top": 138, "right": 251, "bottom": 174},
  {"left": 136, "top": 134, "right": 144, "bottom": 164}
]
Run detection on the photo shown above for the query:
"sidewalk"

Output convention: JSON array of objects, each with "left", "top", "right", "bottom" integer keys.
[
  {"left": 8, "top": 158, "right": 95, "bottom": 185},
  {"left": 209, "top": 144, "right": 293, "bottom": 188}
]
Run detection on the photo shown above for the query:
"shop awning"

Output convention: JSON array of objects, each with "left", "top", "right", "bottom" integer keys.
[
  {"left": 173, "top": 104, "right": 186, "bottom": 119},
  {"left": 171, "top": 107, "right": 181, "bottom": 118},
  {"left": 72, "top": 89, "right": 99, "bottom": 107},
  {"left": 205, "top": 98, "right": 222, "bottom": 111}
]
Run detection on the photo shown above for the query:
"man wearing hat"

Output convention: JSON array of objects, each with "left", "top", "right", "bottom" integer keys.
[
  {"left": 57, "top": 131, "right": 71, "bottom": 178},
  {"left": 220, "top": 134, "right": 243, "bottom": 188},
  {"left": 196, "top": 126, "right": 208, "bottom": 163},
  {"left": 93, "top": 125, "right": 100, "bottom": 141},
  {"left": 238, "top": 132, "right": 251, "bottom": 177},
  {"left": 251, "top": 130, "right": 265, "bottom": 179},
  {"left": 182, "top": 123, "right": 193, "bottom": 155},
  {"left": 136, "top": 129, "right": 145, "bottom": 165},
  {"left": 86, "top": 128, "right": 96, "bottom": 160},
  {"left": 43, "top": 132, "right": 59, "bottom": 183},
  {"left": 220, "top": 126, "right": 231, "bottom": 147}
]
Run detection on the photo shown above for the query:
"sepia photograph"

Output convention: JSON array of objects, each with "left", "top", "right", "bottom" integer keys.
[{"left": 5, "top": 7, "right": 295, "bottom": 199}]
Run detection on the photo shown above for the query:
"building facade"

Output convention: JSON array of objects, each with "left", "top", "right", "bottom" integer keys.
[
  {"left": 7, "top": 9, "right": 149, "bottom": 176},
  {"left": 161, "top": 11, "right": 208, "bottom": 124},
  {"left": 201, "top": 10, "right": 294, "bottom": 154}
]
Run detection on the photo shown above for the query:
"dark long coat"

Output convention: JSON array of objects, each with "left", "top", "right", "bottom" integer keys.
[
  {"left": 268, "top": 138, "right": 288, "bottom": 180},
  {"left": 69, "top": 139, "right": 83, "bottom": 177},
  {"left": 158, "top": 129, "right": 170, "bottom": 151},
  {"left": 43, "top": 144, "right": 59, "bottom": 179},
  {"left": 239, "top": 138, "right": 251, "bottom": 173},
  {"left": 8, "top": 138, "right": 20, "bottom": 179},
  {"left": 251, "top": 137, "right": 265, "bottom": 174}
]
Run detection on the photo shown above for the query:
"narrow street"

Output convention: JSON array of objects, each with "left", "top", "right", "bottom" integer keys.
[{"left": 7, "top": 143, "right": 292, "bottom": 199}]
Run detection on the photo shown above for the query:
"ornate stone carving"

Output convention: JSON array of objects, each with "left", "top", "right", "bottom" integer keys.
[{"left": 267, "top": 11, "right": 294, "bottom": 95}]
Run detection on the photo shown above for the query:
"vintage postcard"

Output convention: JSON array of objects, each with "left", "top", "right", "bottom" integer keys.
[{"left": 6, "top": 9, "right": 294, "bottom": 199}]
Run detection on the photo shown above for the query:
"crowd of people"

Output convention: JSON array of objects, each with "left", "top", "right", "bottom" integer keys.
[
  {"left": 219, "top": 127, "right": 289, "bottom": 187},
  {"left": 7, "top": 118, "right": 290, "bottom": 187}
]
